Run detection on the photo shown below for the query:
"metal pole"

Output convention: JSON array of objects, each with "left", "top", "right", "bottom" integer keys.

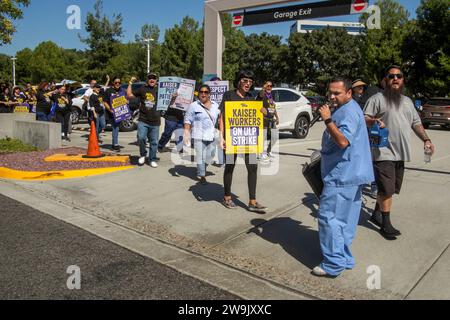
[
  {"left": 11, "top": 57, "right": 17, "bottom": 87},
  {"left": 143, "top": 38, "right": 154, "bottom": 74},
  {"left": 147, "top": 41, "right": 150, "bottom": 74}
]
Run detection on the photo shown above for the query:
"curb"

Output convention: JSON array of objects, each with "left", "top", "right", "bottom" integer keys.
[
  {"left": 0, "top": 180, "right": 311, "bottom": 300},
  {"left": 0, "top": 166, "right": 134, "bottom": 181}
]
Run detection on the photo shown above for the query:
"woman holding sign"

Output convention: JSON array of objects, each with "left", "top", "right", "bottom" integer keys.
[
  {"left": 10, "top": 87, "right": 29, "bottom": 113},
  {"left": 184, "top": 84, "right": 220, "bottom": 185},
  {"left": 219, "top": 70, "right": 267, "bottom": 213},
  {"left": 104, "top": 77, "right": 131, "bottom": 152}
]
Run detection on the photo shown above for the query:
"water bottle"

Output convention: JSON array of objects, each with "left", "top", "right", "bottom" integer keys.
[{"left": 424, "top": 145, "right": 432, "bottom": 164}]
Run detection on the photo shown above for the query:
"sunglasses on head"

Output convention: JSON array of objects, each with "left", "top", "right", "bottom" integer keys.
[{"left": 387, "top": 73, "right": 404, "bottom": 80}]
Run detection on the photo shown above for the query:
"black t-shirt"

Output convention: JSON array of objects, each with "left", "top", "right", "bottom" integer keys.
[
  {"left": 36, "top": 90, "right": 51, "bottom": 113},
  {"left": 89, "top": 93, "right": 105, "bottom": 116},
  {"left": 164, "top": 106, "right": 184, "bottom": 122},
  {"left": 10, "top": 93, "right": 27, "bottom": 103},
  {"left": 256, "top": 90, "right": 276, "bottom": 128},
  {"left": 51, "top": 93, "right": 72, "bottom": 112},
  {"left": 133, "top": 85, "right": 161, "bottom": 126},
  {"left": 0, "top": 94, "right": 11, "bottom": 112}
]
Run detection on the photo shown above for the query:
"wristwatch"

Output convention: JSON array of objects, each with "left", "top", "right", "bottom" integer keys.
[{"left": 324, "top": 118, "right": 333, "bottom": 125}]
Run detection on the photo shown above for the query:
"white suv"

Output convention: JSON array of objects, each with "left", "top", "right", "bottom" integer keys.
[{"left": 254, "top": 87, "right": 313, "bottom": 139}]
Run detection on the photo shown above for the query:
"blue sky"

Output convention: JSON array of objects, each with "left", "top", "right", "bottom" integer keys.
[{"left": 0, "top": 0, "right": 421, "bottom": 56}]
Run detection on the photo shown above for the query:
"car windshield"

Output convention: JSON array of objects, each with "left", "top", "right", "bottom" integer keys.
[
  {"left": 75, "top": 88, "right": 87, "bottom": 97},
  {"left": 426, "top": 99, "right": 450, "bottom": 106}
]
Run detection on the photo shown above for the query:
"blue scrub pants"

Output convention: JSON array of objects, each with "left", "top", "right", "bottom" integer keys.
[{"left": 318, "top": 185, "right": 363, "bottom": 276}]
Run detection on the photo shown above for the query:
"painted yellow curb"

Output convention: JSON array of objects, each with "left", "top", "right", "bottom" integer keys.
[
  {"left": 0, "top": 166, "right": 134, "bottom": 181},
  {"left": 44, "top": 154, "right": 130, "bottom": 163}
]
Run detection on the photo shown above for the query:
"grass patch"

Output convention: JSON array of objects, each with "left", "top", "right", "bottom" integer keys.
[{"left": 0, "top": 137, "right": 38, "bottom": 154}]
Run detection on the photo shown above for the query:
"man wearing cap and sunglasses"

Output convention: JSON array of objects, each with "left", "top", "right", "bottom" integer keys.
[
  {"left": 128, "top": 73, "right": 161, "bottom": 167},
  {"left": 364, "top": 65, "right": 436, "bottom": 240}
]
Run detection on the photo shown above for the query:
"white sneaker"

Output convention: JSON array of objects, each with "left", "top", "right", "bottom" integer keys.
[
  {"left": 138, "top": 157, "right": 146, "bottom": 166},
  {"left": 150, "top": 161, "right": 158, "bottom": 168},
  {"left": 312, "top": 266, "right": 328, "bottom": 277},
  {"left": 260, "top": 153, "right": 270, "bottom": 163}
]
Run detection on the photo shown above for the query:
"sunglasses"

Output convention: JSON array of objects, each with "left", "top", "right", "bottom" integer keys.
[
  {"left": 241, "top": 79, "right": 253, "bottom": 84},
  {"left": 387, "top": 73, "right": 404, "bottom": 80},
  {"left": 148, "top": 77, "right": 157, "bottom": 80},
  {"left": 114, "top": 81, "right": 121, "bottom": 84},
  {"left": 199, "top": 90, "right": 210, "bottom": 94},
  {"left": 266, "top": 85, "right": 273, "bottom": 88}
]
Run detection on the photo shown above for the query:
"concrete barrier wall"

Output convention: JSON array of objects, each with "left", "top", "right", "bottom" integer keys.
[
  {"left": 0, "top": 114, "right": 36, "bottom": 137},
  {"left": 13, "top": 120, "right": 62, "bottom": 150}
]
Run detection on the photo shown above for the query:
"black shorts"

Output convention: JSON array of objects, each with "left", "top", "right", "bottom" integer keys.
[{"left": 373, "top": 161, "right": 405, "bottom": 197}]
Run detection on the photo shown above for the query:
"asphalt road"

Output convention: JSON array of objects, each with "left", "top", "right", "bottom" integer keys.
[{"left": 0, "top": 193, "right": 238, "bottom": 300}]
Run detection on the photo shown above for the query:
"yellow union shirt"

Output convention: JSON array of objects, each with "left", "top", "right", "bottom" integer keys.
[{"left": 225, "top": 101, "right": 263, "bottom": 154}]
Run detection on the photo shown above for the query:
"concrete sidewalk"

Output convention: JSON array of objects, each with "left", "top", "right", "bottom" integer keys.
[{"left": 1, "top": 125, "right": 450, "bottom": 300}]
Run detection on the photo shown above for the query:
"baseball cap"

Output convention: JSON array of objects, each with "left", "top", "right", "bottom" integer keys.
[
  {"left": 352, "top": 79, "right": 367, "bottom": 88},
  {"left": 147, "top": 73, "right": 158, "bottom": 79}
]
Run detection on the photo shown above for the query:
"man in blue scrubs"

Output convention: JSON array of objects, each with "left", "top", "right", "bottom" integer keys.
[{"left": 312, "top": 77, "right": 374, "bottom": 278}]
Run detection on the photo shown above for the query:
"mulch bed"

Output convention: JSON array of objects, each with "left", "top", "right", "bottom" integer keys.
[{"left": 0, "top": 148, "right": 131, "bottom": 172}]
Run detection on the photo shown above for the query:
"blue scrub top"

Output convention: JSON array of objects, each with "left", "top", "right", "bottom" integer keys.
[{"left": 321, "top": 99, "right": 374, "bottom": 187}]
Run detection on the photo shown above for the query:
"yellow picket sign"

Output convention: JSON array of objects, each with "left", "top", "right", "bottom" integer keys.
[
  {"left": 14, "top": 106, "right": 30, "bottom": 113},
  {"left": 224, "top": 101, "right": 263, "bottom": 155}
]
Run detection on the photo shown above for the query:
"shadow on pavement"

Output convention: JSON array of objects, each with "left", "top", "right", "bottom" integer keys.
[
  {"left": 302, "top": 192, "right": 379, "bottom": 233},
  {"left": 277, "top": 152, "right": 311, "bottom": 158},
  {"left": 248, "top": 217, "right": 322, "bottom": 269},
  {"left": 168, "top": 165, "right": 246, "bottom": 210}
]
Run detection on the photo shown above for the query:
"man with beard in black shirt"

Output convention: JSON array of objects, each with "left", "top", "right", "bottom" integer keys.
[{"left": 127, "top": 73, "right": 161, "bottom": 168}]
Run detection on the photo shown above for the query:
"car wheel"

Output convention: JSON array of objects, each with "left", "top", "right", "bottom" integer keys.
[
  {"left": 70, "top": 108, "right": 81, "bottom": 125},
  {"left": 119, "top": 118, "right": 137, "bottom": 132},
  {"left": 292, "top": 116, "right": 310, "bottom": 139}
]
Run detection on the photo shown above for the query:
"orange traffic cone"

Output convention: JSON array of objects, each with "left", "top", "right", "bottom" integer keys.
[{"left": 83, "top": 120, "right": 105, "bottom": 158}]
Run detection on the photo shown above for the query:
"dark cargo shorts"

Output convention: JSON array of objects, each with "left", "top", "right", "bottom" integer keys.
[{"left": 373, "top": 161, "right": 405, "bottom": 197}]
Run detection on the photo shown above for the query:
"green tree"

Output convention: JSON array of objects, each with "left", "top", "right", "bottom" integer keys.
[
  {"left": 287, "top": 28, "right": 363, "bottom": 93},
  {"left": 80, "top": 0, "right": 123, "bottom": 79},
  {"left": 106, "top": 42, "right": 147, "bottom": 81},
  {"left": 241, "top": 32, "right": 285, "bottom": 85},
  {"left": 135, "top": 23, "right": 160, "bottom": 43},
  {"left": 0, "top": 54, "right": 12, "bottom": 84},
  {"left": 360, "top": 0, "right": 411, "bottom": 84},
  {"left": 28, "top": 41, "right": 66, "bottom": 83},
  {"left": 134, "top": 23, "right": 162, "bottom": 76},
  {"left": 0, "top": 0, "right": 30, "bottom": 45},
  {"left": 160, "top": 16, "right": 203, "bottom": 81},
  {"left": 221, "top": 13, "right": 249, "bottom": 83},
  {"left": 15, "top": 48, "right": 33, "bottom": 84},
  {"left": 405, "top": 0, "right": 450, "bottom": 96}
]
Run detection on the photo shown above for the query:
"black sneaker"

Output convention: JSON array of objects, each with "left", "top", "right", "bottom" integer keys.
[
  {"left": 380, "top": 228, "right": 398, "bottom": 240},
  {"left": 248, "top": 202, "right": 267, "bottom": 214},
  {"left": 112, "top": 145, "right": 120, "bottom": 152},
  {"left": 370, "top": 211, "right": 383, "bottom": 227},
  {"left": 199, "top": 177, "right": 208, "bottom": 185}
]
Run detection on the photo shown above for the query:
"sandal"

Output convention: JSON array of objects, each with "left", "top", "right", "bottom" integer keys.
[{"left": 222, "top": 199, "right": 237, "bottom": 209}]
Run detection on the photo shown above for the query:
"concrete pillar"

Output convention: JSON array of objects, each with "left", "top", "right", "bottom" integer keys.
[
  {"left": 204, "top": 4, "right": 223, "bottom": 77},
  {"left": 203, "top": 0, "right": 301, "bottom": 78}
]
